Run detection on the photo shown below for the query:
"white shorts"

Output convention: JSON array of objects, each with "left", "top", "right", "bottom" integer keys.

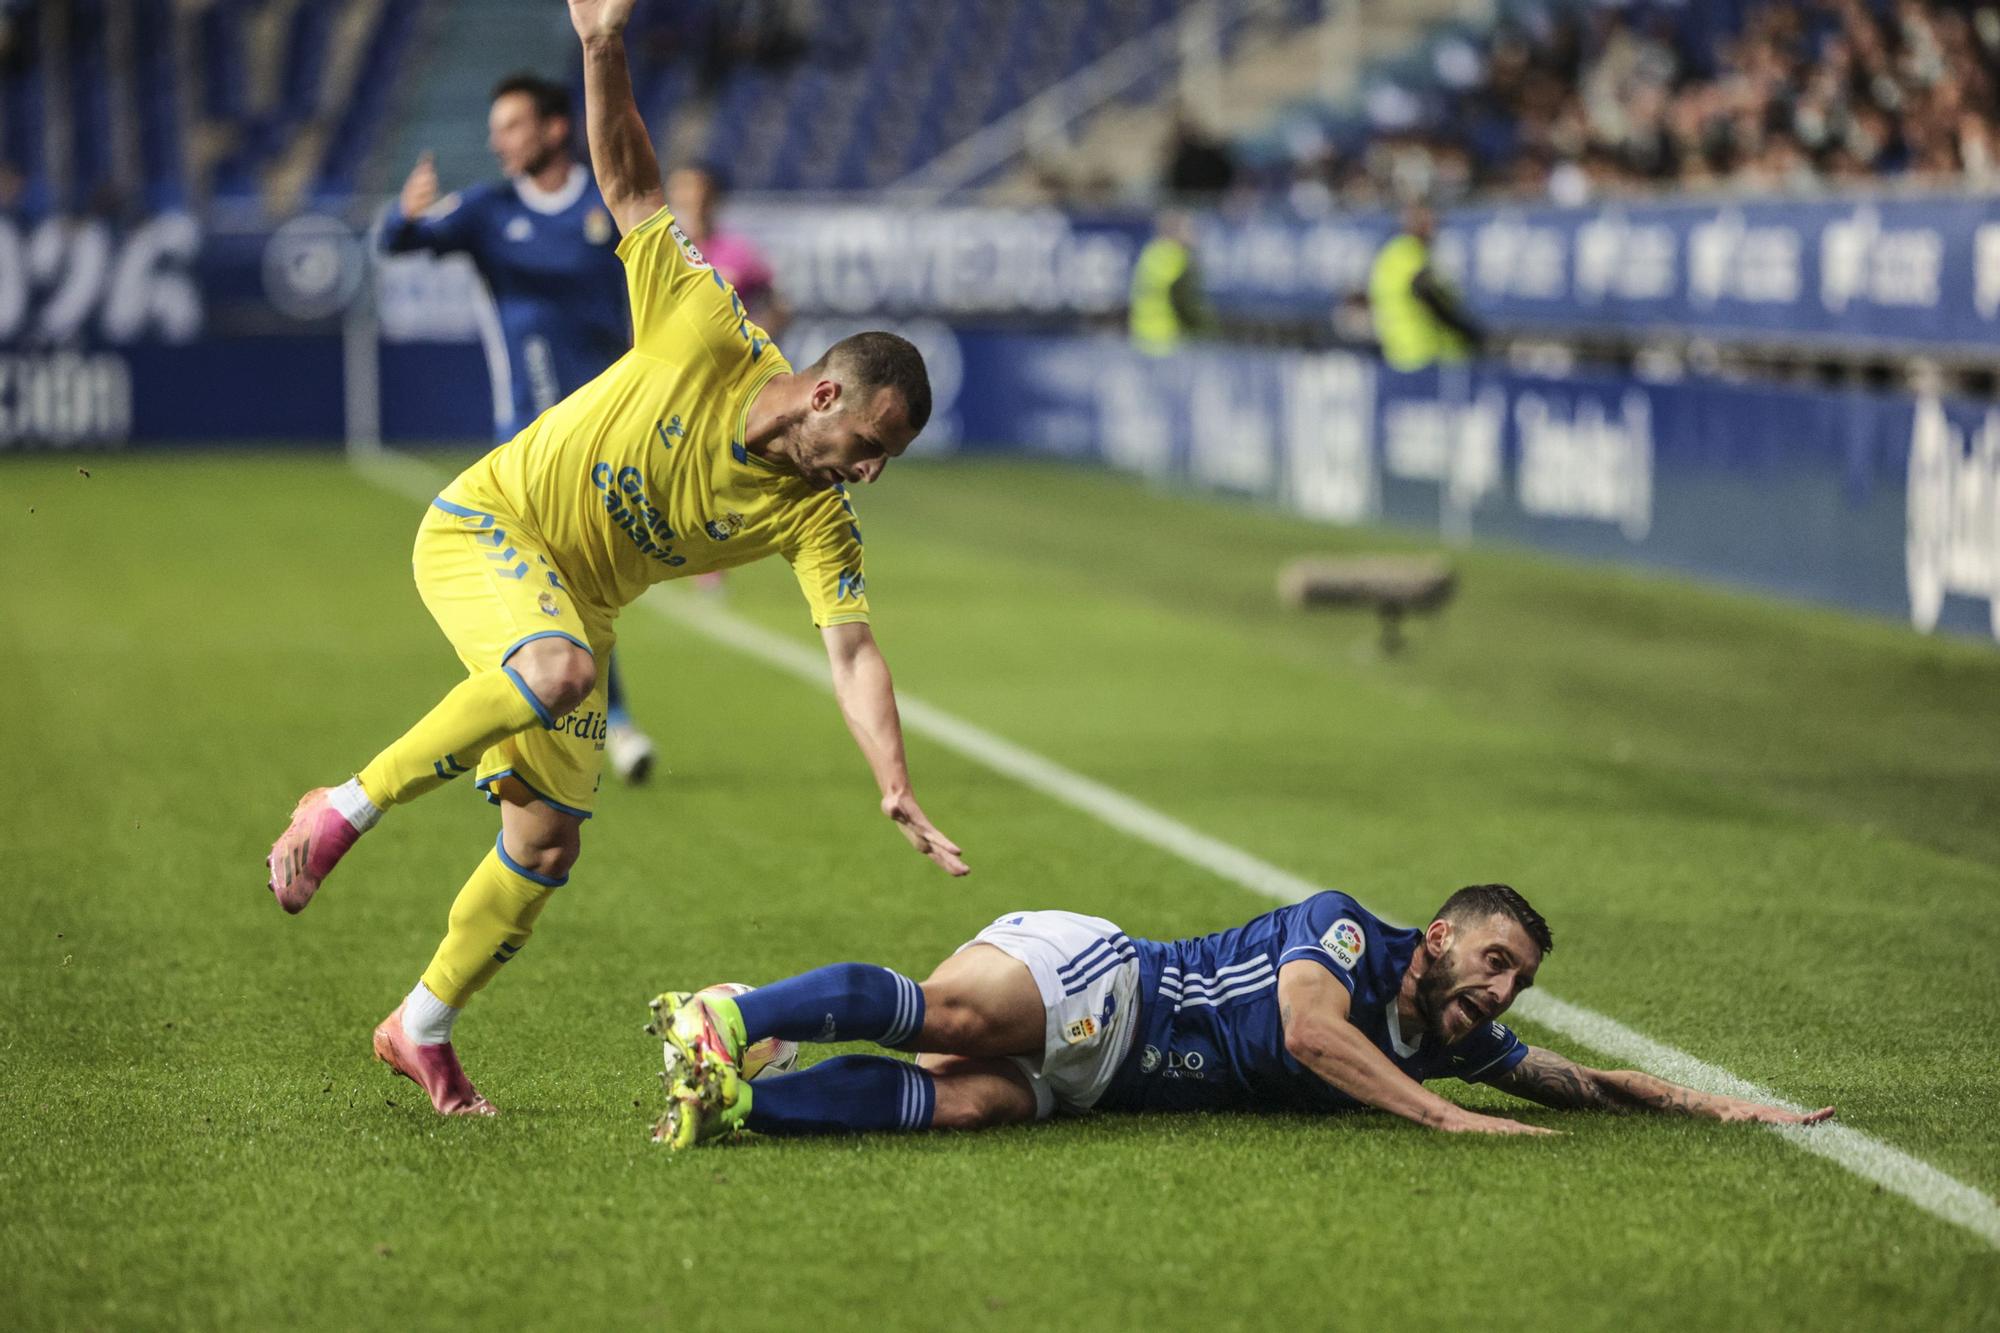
[{"left": 958, "top": 911, "right": 1140, "bottom": 1119}]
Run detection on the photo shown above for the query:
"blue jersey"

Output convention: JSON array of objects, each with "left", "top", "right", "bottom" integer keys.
[
  {"left": 379, "top": 164, "right": 629, "bottom": 439},
  {"left": 1097, "top": 892, "right": 1527, "bottom": 1113}
]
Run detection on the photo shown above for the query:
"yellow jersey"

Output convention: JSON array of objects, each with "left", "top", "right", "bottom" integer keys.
[{"left": 439, "top": 206, "right": 869, "bottom": 627}]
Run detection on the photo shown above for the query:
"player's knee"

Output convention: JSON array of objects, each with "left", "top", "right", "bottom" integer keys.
[
  {"left": 508, "top": 639, "right": 597, "bottom": 717},
  {"left": 506, "top": 821, "right": 582, "bottom": 881},
  {"left": 918, "top": 987, "right": 1002, "bottom": 1052}
]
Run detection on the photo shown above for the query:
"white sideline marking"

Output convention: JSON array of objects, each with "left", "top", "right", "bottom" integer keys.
[{"left": 353, "top": 450, "right": 2000, "bottom": 1249}]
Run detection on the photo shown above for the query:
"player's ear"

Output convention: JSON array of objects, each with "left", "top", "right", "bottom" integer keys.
[
  {"left": 811, "top": 378, "right": 842, "bottom": 413},
  {"left": 1424, "top": 918, "right": 1453, "bottom": 957}
]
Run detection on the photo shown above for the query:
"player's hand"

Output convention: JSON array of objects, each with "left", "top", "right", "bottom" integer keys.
[
  {"left": 568, "top": 0, "right": 639, "bottom": 41},
  {"left": 882, "top": 791, "right": 969, "bottom": 877},
  {"left": 399, "top": 152, "right": 438, "bottom": 219},
  {"left": 1446, "top": 1110, "right": 1559, "bottom": 1136}
]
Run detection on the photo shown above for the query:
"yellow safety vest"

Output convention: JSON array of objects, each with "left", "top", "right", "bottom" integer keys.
[
  {"left": 1369, "top": 233, "right": 1468, "bottom": 371},
  {"left": 1129, "top": 237, "right": 1191, "bottom": 356}
]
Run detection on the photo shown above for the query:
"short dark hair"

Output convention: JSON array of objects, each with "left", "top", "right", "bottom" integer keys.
[
  {"left": 815, "top": 332, "right": 932, "bottom": 434},
  {"left": 491, "top": 72, "right": 571, "bottom": 124},
  {"left": 1432, "top": 884, "right": 1553, "bottom": 956}
]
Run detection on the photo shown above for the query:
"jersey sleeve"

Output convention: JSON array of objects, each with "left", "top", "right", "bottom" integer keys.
[
  {"left": 1275, "top": 892, "right": 1369, "bottom": 994},
  {"left": 784, "top": 486, "right": 870, "bottom": 628},
  {"left": 1450, "top": 1022, "right": 1528, "bottom": 1084},
  {"left": 379, "top": 189, "right": 480, "bottom": 256},
  {"left": 615, "top": 206, "right": 769, "bottom": 365}
]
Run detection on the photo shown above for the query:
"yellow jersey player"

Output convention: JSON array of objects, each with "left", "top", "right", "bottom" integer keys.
[{"left": 266, "top": 0, "right": 967, "bottom": 1117}]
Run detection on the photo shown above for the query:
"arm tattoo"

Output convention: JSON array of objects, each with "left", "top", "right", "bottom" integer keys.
[
  {"left": 1494, "top": 1047, "right": 1615, "bottom": 1110},
  {"left": 1497, "top": 1048, "right": 1713, "bottom": 1116}
]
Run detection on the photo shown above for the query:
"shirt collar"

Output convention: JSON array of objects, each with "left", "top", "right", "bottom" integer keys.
[
  {"left": 1385, "top": 1000, "right": 1423, "bottom": 1058},
  {"left": 514, "top": 162, "right": 587, "bottom": 216}
]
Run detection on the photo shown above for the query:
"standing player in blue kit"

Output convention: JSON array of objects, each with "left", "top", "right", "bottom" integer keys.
[{"left": 380, "top": 71, "right": 660, "bottom": 783}]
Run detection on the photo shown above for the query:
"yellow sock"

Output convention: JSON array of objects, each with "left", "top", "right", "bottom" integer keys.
[
  {"left": 419, "top": 839, "right": 561, "bottom": 1008},
  {"left": 356, "top": 669, "right": 544, "bottom": 808}
]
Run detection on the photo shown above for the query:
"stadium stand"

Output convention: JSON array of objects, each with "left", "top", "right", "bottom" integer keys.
[
  {"left": 0, "top": 0, "right": 420, "bottom": 219},
  {"left": 615, "top": 0, "right": 1298, "bottom": 192},
  {"left": 1241, "top": 0, "right": 2000, "bottom": 209}
]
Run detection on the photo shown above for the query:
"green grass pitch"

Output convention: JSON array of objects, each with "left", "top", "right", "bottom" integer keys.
[{"left": 3, "top": 451, "right": 1998, "bottom": 1330}]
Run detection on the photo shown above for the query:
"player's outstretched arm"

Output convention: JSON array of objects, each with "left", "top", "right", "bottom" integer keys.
[
  {"left": 568, "top": 0, "right": 665, "bottom": 234},
  {"left": 1276, "top": 962, "right": 1553, "bottom": 1135},
  {"left": 1493, "top": 1046, "right": 1835, "bottom": 1124},
  {"left": 822, "top": 622, "right": 969, "bottom": 877}
]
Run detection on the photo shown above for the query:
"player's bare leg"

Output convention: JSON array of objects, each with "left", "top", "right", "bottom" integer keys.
[
  {"left": 914, "top": 943, "right": 1048, "bottom": 1058},
  {"left": 376, "top": 783, "right": 581, "bottom": 1115},
  {"left": 916, "top": 1054, "right": 1040, "bottom": 1129}
]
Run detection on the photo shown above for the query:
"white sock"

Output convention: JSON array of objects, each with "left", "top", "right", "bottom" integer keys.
[
  {"left": 328, "top": 778, "right": 383, "bottom": 833},
  {"left": 401, "top": 980, "right": 460, "bottom": 1046}
]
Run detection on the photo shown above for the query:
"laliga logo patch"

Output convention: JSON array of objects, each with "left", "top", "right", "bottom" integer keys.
[
  {"left": 1321, "top": 918, "right": 1366, "bottom": 970},
  {"left": 669, "top": 221, "right": 710, "bottom": 269},
  {"left": 537, "top": 591, "right": 561, "bottom": 618},
  {"left": 585, "top": 208, "right": 613, "bottom": 245}
]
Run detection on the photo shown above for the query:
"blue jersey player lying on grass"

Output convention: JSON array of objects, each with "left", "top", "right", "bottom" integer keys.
[{"left": 647, "top": 884, "right": 1834, "bottom": 1147}]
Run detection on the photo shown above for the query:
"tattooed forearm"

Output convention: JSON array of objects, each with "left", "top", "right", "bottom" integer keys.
[
  {"left": 1494, "top": 1047, "right": 1617, "bottom": 1109},
  {"left": 1592, "top": 1071, "right": 1715, "bottom": 1116},
  {"left": 1497, "top": 1048, "right": 1729, "bottom": 1117}
]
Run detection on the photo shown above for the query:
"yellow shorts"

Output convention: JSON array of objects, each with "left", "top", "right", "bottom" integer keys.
[{"left": 414, "top": 496, "right": 615, "bottom": 818}]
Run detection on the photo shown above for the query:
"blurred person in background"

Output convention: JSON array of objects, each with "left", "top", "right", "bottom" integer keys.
[
  {"left": 666, "top": 160, "right": 789, "bottom": 341},
  {"left": 1128, "top": 210, "right": 1209, "bottom": 357},
  {"left": 379, "top": 72, "right": 662, "bottom": 785},
  {"left": 666, "top": 160, "right": 789, "bottom": 594},
  {"left": 1368, "top": 203, "right": 1482, "bottom": 373}
]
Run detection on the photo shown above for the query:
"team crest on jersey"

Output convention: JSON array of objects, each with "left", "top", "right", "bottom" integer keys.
[
  {"left": 668, "top": 220, "right": 710, "bottom": 269},
  {"left": 537, "top": 590, "right": 561, "bottom": 618},
  {"left": 1321, "top": 918, "right": 1366, "bottom": 970},
  {"left": 1062, "top": 1016, "right": 1098, "bottom": 1045},
  {"left": 1140, "top": 1044, "right": 1162, "bottom": 1073},
  {"left": 505, "top": 217, "right": 534, "bottom": 242},
  {"left": 585, "top": 208, "right": 613, "bottom": 244},
  {"left": 704, "top": 511, "right": 745, "bottom": 541}
]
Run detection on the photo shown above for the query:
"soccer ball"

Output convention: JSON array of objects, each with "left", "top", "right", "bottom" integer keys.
[{"left": 700, "top": 982, "right": 799, "bottom": 1080}]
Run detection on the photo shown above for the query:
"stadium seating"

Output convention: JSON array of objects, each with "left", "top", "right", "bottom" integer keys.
[
  {"left": 0, "top": 0, "right": 1328, "bottom": 216},
  {"left": 0, "top": 0, "right": 419, "bottom": 218},
  {"left": 1245, "top": 0, "right": 2000, "bottom": 206},
  {"left": 622, "top": 0, "right": 1251, "bottom": 192}
]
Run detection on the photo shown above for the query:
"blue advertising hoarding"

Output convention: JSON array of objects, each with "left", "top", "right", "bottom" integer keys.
[
  {"left": 942, "top": 331, "right": 2000, "bottom": 644},
  {"left": 4, "top": 204, "right": 1996, "bottom": 646}
]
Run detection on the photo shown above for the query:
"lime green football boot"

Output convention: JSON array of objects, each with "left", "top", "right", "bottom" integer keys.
[
  {"left": 651, "top": 1073, "right": 752, "bottom": 1149},
  {"left": 644, "top": 990, "right": 746, "bottom": 1114}
]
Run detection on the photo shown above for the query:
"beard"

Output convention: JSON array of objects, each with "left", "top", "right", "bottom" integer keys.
[
  {"left": 1412, "top": 947, "right": 1468, "bottom": 1043},
  {"left": 522, "top": 141, "right": 564, "bottom": 179}
]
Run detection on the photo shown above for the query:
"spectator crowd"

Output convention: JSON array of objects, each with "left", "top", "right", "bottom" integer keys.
[{"left": 1249, "top": 0, "right": 2000, "bottom": 212}]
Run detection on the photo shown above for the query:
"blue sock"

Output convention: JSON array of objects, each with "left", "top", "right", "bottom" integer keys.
[
  {"left": 734, "top": 963, "right": 925, "bottom": 1048},
  {"left": 605, "top": 651, "right": 630, "bottom": 726},
  {"left": 743, "top": 1055, "right": 935, "bottom": 1136}
]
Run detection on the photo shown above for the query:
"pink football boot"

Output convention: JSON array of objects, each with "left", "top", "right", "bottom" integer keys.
[
  {"left": 266, "top": 787, "right": 363, "bottom": 914},
  {"left": 372, "top": 1003, "right": 497, "bottom": 1117}
]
